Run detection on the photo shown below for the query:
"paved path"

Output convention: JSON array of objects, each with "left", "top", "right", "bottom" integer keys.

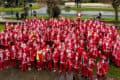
[
  {"left": 0, "top": 67, "right": 116, "bottom": 80},
  {"left": 0, "top": 18, "right": 21, "bottom": 23},
  {"left": 65, "top": 3, "right": 112, "bottom": 8},
  {"left": 0, "top": 68, "right": 57, "bottom": 80},
  {"left": 33, "top": 6, "right": 120, "bottom": 17}
]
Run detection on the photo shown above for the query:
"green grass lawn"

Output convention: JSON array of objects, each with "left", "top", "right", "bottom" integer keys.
[
  {"left": 118, "top": 29, "right": 120, "bottom": 33},
  {"left": 0, "top": 4, "right": 40, "bottom": 12},
  {"left": 107, "top": 64, "right": 120, "bottom": 80},
  {"left": 64, "top": 15, "right": 120, "bottom": 22},
  {"left": 67, "top": 7, "right": 120, "bottom": 11},
  {"left": 0, "top": 24, "right": 4, "bottom": 31}
]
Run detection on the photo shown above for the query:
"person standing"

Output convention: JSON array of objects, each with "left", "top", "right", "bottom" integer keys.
[
  {"left": 36, "top": 50, "right": 43, "bottom": 71},
  {"left": 87, "top": 58, "right": 95, "bottom": 80},
  {"left": 0, "top": 49, "right": 4, "bottom": 70},
  {"left": 60, "top": 50, "right": 66, "bottom": 73},
  {"left": 53, "top": 48, "right": 60, "bottom": 72},
  {"left": 96, "top": 58, "right": 108, "bottom": 80},
  {"left": 21, "top": 52, "right": 27, "bottom": 71}
]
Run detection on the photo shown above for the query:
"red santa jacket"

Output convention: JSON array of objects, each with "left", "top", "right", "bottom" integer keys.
[
  {"left": 53, "top": 49, "right": 60, "bottom": 63},
  {"left": 60, "top": 51, "right": 66, "bottom": 64}
]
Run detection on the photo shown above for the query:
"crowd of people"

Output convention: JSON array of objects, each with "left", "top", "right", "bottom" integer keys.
[{"left": 0, "top": 17, "right": 120, "bottom": 80}]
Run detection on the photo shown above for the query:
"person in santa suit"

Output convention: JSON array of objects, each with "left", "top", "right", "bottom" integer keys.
[
  {"left": 60, "top": 50, "right": 66, "bottom": 73},
  {"left": 77, "top": 12, "right": 82, "bottom": 24},
  {"left": 3, "top": 33, "right": 9, "bottom": 47},
  {"left": 24, "top": 44, "right": 29, "bottom": 55},
  {"left": 29, "top": 47, "right": 35, "bottom": 68},
  {"left": 45, "top": 45, "right": 53, "bottom": 70},
  {"left": 52, "top": 48, "right": 60, "bottom": 72},
  {"left": 10, "top": 45, "right": 17, "bottom": 66},
  {"left": 87, "top": 58, "right": 95, "bottom": 80},
  {"left": 76, "top": 44, "right": 84, "bottom": 58},
  {"left": 79, "top": 39, "right": 85, "bottom": 48},
  {"left": 26, "top": 52, "right": 31, "bottom": 71},
  {"left": 16, "top": 46, "right": 23, "bottom": 68},
  {"left": 93, "top": 32, "right": 99, "bottom": 42},
  {"left": 5, "top": 22, "right": 9, "bottom": 30},
  {"left": 81, "top": 51, "right": 88, "bottom": 79},
  {"left": 96, "top": 58, "right": 108, "bottom": 80},
  {"left": 47, "top": 51, "right": 53, "bottom": 71},
  {"left": 4, "top": 49, "right": 10, "bottom": 68},
  {"left": 103, "top": 59, "right": 109, "bottom": 79},
  {"left": 98, "top": 39, "right": 103, "bottom": 51},
  {"left": 0, "top": 49, "right": 4, "bottom": 70},
  {"left": 96, "top": 59, "right": 103, "bottom": 80},
  {"left": 112, "top": 41, "right": 119, "bottom": 64},
  {"left": 66, "top": 49, "right": 74, "bottom": 73},
  {"left": 21, "top": 52, "right": 27, "bottom": 71},
  {"left": 92, "top": 46, "right": 99, "bottom": 59},
  {"left": 74, "top": 52, "right": 80, "bottom": 75},
  {"left": 73, "top": 52, "right": 80, "bottom": 80},
  {"left": 36, "top": 50, "right": 43, "bottom": 71},
  {"left": 102, "top": 40, "right": 109, "bottom": 55},
  {"left": 42, "top": 49, "right": 48, "bottom": 70},
  {"left": 115, "top": 51, "right": 120, "bottom": 66}
]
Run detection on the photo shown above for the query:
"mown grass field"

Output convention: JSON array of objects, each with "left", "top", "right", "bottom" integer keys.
[
  {"left": 107, "top": 64, "right": 120, "bottom": 80},
  {"left": 68, "top": 7, "right": 120, "bottom": 11},
  {"left": 0, "top": 24, "right": 4, "bottom": 31},
  {"left": 0, "top": 4, "right": 40, "bottom": 12}
]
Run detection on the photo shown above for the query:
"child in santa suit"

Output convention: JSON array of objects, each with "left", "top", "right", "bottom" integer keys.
[
  {"left": 53, "top": 48, "right": 60, "bottom": 72},
  {"left": 36, "top": 50, "right": 43, "bottom": 71},
  {"left": 60, "top": 51, "right": 66, "bottom": 73},
  {"left": 0, "top": 50, "right": 4, "bottom": 70}
]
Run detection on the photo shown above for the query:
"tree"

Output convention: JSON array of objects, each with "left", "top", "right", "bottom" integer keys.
[
  {"left": 90, "top": 0, "right": 98, "bottom": 3},
  {"left": 47, "top": 0, "right": 61, "bottom": 18},
  {"left": 112, "top": 0, "right": 120, "bottom": 22},
  {"left": 75, "top": 0, "right": 81, "bottom": 8}
]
